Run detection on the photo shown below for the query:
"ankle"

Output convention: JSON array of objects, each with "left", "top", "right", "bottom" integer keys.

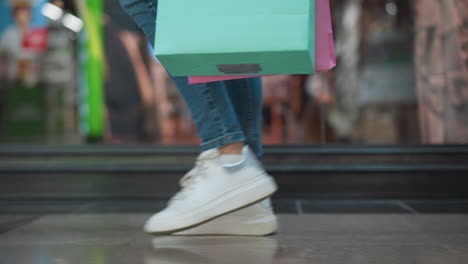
[{"left": 219, "top": 142, "right": 244, "bottom": 155}]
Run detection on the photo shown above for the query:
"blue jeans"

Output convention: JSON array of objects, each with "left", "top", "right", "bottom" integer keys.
[{"left": 119, "top": 0, "right": 263, "bottom": 156}]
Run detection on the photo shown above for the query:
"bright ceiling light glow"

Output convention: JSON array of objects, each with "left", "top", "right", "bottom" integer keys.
[
  {"left": 63, "top": 13, "right": 84, "bottom": 33},
  {"left": 41, "top": 3, "right": 63, "bottom": 21}
]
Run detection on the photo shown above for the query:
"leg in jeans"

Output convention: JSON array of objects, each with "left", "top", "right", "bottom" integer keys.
[
  {"left": 170, "top": 76, "right": 247, "bottom": 152},
  {"left": 119, "top": 0, "right": 263, "bottom": 156},
  {"left": 120, "top": 0, "right": 277, "bottom": 235},
  {"left": 224, "top": 78, "right": 263, "bottom": 157}
]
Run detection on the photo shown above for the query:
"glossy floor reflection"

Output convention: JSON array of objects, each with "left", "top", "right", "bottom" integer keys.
[{"left": 1, "top": 201, "right": 468, "bottom": 263}]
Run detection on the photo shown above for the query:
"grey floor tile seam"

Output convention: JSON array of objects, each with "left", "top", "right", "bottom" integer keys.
[
  {"left": 3, "top": 199, "right": 468, "bottom": 215},
  {"left": 297, "top": 199, "right": 415, "bottom": 214},
  {"left": 295, "top": 200, "right": 304, "bottom": 214},
  {"left": 0, "top": 215, "right": 41, "bottom": 235},
  {"left": 0, "top": 200, "right": 91, "bottom": 214},
  {"left": 397, "top": 201, "right": 419, "bottom": 214},
  {"left": 70, "top": 202, "right": 99, "bottom": 213}
]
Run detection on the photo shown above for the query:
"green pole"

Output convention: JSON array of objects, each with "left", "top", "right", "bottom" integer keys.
[{"left": 76, "top": 0, "right": 105, "bottom": 140}]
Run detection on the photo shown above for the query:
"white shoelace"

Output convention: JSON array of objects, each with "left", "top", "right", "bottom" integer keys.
[{"left": 169, "top": 154, "right": 213, "bottom": 204}]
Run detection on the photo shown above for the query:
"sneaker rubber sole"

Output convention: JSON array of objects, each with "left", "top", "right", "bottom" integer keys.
[
  {"left": 147, "top": 174, "right": 277, "bottom": 235},
  {"left": 174, "top": 213, "right": 277, "bottom": 236}
]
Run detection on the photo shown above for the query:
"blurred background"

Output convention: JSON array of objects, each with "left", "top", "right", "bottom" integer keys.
[
  {"left": 1, "top": 2, "right": 468, "bottom": 263},
  {"left": 1, "top": 0, "right": 467, "bottom": 146},
  {"left": 0, "top": 0, "right": 467, "bottom": 200}
]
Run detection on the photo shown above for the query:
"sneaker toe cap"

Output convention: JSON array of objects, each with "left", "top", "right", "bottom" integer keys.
[{"left": 143, "top": 210, "right": 180, "bottom": 233}]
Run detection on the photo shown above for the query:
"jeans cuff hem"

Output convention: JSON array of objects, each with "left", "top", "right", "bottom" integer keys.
[{"left": 200, "top": 132, "right": 246, "bottom": 152}]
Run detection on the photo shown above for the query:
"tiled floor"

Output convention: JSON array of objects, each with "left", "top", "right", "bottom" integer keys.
[{"left": 1, "top": 200, "right": 468, "bottom": 264}]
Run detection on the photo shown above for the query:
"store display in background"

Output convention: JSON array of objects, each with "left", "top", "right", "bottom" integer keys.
[
  {"left": 0, "top": 0, "right": 49, "bottom": 142},
  {"left": 331, "top": 0, "right": 362, "bottom": 142},
  {"left": 414, "top": 0, "right": 468, "bottom": 143},
  {"left": 356, "top": 0, "right": 418, "bottom": 144},
  {"left": 43, "top": 1, "right": 81, "bottom": 144}
]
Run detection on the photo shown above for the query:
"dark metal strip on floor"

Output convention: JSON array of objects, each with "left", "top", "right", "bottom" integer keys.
[
  {"left": 1, "top": 199, "right": 468, "bottom": 215},
  {"left": 1, "top": 144, "right": 468, "bottom": 156},
  {"left": 1, "top": 164, "right": 467, "bottom": 172}
]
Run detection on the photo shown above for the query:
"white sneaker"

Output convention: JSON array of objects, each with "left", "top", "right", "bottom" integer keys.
[
  {"left": 174, "top": 199, "right": 277, "bottom": 236},
  {"left": 144, "top": 146, "right": 278, "bottom": 235}
]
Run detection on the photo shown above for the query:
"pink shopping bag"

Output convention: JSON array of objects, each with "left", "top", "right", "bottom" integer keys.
[{"left": 188, "top": 0, "right": 336, "bottom": 85}]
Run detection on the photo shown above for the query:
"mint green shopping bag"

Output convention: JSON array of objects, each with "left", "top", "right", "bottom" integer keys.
[{"left": 154, "top": 0, "right": 316, "bottom": 76}]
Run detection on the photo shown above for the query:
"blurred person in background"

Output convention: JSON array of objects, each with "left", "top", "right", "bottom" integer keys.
[
  {"left": 119, "top": 0, "right": 278, "bottom": 236},
  {"left": 0, "top": 0, "right": 47, "bottom": 88},
  {"left": 149, "top": 59, "right": 198, "bottom": 144},
  {"left": 304, "top": 72, "right": 337, "bottom": 143},
  {"left": 103, "top": 13, "right": 150, "bottom": 143},
  {"left": 102, "top": 0, "right": 163, "bottom": 144}
]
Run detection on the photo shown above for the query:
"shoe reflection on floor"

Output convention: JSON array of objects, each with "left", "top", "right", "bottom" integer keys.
[{"left": 145, "top": 236, "right": 279, "bottom": 264}]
